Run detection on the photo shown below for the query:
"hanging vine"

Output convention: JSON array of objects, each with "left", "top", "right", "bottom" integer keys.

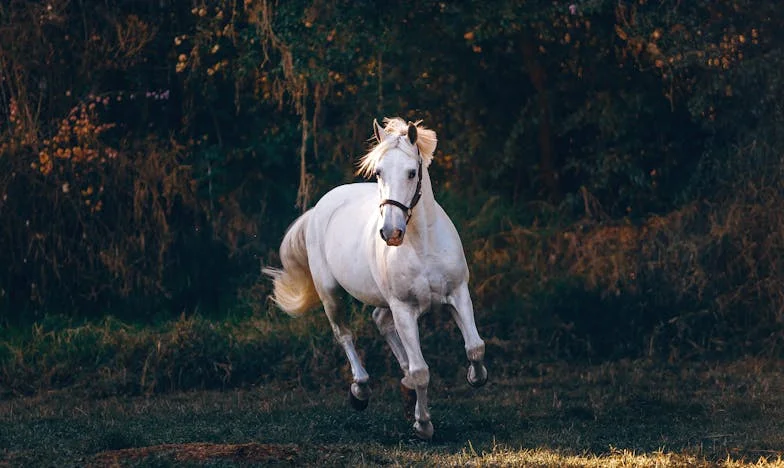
[{"left": 250, "top": 0, "right": 328, "bottom": 212}]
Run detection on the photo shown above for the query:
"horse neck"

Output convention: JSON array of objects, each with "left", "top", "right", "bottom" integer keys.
[{"left": 407, "top": 167, "right": 437, "bottom": 243}]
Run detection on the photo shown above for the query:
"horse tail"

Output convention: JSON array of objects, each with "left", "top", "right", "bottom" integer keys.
[{"left": 262, "top": 210, "right": 321, "bottom": 317}]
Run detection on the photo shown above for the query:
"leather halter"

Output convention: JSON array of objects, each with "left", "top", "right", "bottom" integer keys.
[{"left": 379, "top": 158, "right": 423, "bottom": 225}]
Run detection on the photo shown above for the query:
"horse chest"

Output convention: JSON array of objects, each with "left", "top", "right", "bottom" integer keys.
[
  {"left": 427, "top": 253, "right": 465, "bottom": 297},
  {"left": 384, "top": 252, "right": 460, "bottom": 307},
  {"left": 425, "top": 269, "right": 451, "bottom": 303}
]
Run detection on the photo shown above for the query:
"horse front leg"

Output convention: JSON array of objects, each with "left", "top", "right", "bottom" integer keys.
[
  {"left": 390, "top": 303, "right": 433, "bottom": 440},
  {"left": 372, "top": 307, "right": 417, "bottom": 419},
  {"left": 372, "top": 307, "right": 410, "bottom": 376},
  {"left": 447, "top": 283, "right": 488, "bottom": 388}
]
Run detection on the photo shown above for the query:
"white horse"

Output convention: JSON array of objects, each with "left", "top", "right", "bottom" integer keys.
[{"left": 263, "top": 117, "right": 487, "bottom": 440}]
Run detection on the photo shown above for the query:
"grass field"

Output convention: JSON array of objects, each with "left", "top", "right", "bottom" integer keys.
[{"left": 2, "top": 357, "right": 783, "bottom": 466}]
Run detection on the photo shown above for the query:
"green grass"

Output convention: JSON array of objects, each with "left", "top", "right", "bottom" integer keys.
[
  {"left": 0, "top": 313, "right": 344, "bottom": 398},
  {"left": 2, "top": 358, "right": 783, "bottom": 466},
  {"left": 0, "top": 308, "right": 542, "bottom": 399}
]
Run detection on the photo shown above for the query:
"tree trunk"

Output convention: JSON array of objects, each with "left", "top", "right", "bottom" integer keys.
[{"left": 521, "top": 35, "right": 559, "bottom": 202}]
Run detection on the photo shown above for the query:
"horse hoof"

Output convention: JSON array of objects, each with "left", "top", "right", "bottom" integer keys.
[
  {"left": 349, "top": 388, "right": 369, "bottom": 411},
  {"left": 413, "top": 420, "right": 434, "bottom": 440},
  {"left": 349, "top": 382, "right": 370, "bottom": 411},
  {"left": 467, "top": 364, "right": 488, "bottom": 388}
]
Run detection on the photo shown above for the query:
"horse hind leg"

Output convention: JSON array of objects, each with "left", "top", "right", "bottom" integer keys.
[
  {"left": 320, "top": 292, "right": 371, "bottom": 410},
  {"left": 372, "top": 308, "right": 416, "bottom": 420},
  {"left": 447, "top": 284, "right": 488, "bottom": 388}
]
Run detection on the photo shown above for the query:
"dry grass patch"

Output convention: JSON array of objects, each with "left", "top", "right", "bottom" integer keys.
[{"left": 90, "top": 442, "right": 300, "bottom": 465}]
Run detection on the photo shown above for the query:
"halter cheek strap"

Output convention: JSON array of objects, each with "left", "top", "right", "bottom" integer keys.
[{"left": 379, "top": 159, "right": 423, "bottom": 224}]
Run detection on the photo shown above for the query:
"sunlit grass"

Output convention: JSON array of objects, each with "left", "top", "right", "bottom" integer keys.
[
  {"left": 404, "top": 445, "right": 784, "bottom": 467},
  {"left": 81, "top": 443, "right": 784, "bottom": 467}
]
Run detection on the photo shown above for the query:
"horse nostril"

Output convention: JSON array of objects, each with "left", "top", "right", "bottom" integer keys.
[
  {"left": 379, "top": 229, "right": 387, "bottom": 241},
  {"left": 392, "top": 229, "right": 403, "bottom": 240}
]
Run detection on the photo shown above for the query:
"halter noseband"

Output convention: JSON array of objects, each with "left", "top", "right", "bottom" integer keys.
[{"left": 378, "top": 158, "right": 423, "bottom": 225}]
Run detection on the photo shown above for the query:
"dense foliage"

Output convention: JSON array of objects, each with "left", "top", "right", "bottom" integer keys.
[{"left": 1, "top": 0, "right": 783, "bottom": 358}]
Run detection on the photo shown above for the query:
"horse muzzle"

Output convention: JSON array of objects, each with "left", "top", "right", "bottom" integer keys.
[{"left": 379, "top": 227, "right": 405, "bottom": 246}]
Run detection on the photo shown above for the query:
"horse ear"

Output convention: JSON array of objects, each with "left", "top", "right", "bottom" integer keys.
[
  {"left": 373, "top": 119, "right": 385, "bottom": 143},
  {"left": 407, "top": 123, "right": 417, "bottom": 145}
]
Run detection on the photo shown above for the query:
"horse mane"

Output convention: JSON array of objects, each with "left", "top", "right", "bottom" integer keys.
[{"left": 356, "top": 117, "right": 438, "bottom": 178}]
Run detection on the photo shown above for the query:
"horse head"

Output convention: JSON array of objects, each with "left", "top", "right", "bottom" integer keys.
[{"left": 358, "top": 118, "right": 437, "bottom": 246}]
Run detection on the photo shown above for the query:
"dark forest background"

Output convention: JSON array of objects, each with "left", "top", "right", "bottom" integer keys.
[{"left": 2, "top": 0, "right": 784, "bottom": 363}]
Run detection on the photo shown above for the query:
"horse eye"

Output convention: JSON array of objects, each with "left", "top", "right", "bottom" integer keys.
[
  {"left": 374, "top": 169, "right": 381, "bottom": 178},
  {"left": 408, "top": 170, "right": 416, "bottom": 179}
]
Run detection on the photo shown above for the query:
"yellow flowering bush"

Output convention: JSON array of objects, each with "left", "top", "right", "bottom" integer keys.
[{"left": 32, "top": 99, "right": 117, "bottom": 213}]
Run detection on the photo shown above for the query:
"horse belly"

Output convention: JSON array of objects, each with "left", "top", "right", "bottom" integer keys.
[
  {"left": 328, "top": 253, "right": 386, "bottom": 307},
  {"left": 321, "top": 206, "right": 386, "bottom": 308},
  {"left": 342, "top": 280, "right": 387, "bottom": 308}
]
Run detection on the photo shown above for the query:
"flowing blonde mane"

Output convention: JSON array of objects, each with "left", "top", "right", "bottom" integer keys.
[{"left": 356, "top": 117, "right": 438, "bottom": 178}]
